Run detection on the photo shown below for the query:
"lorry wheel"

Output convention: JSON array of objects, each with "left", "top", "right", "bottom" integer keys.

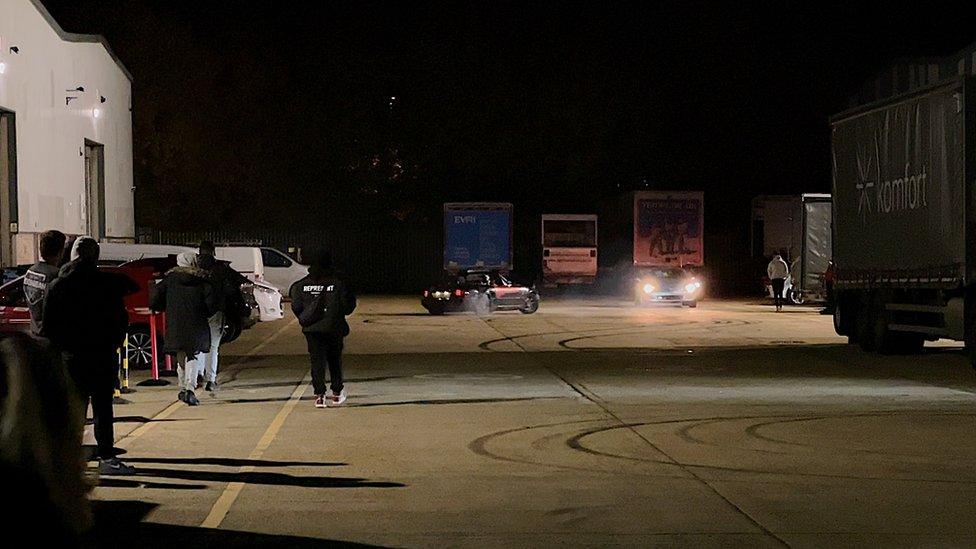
[
  {"left": 856, "top": 297, "right": 878, "bottom": 352},
  {"left": 873, "top": 311, "right": 896, "bottom": 354},
  {"left": 833, "top": 303, "right": 846, "bottom": 337},
  {"left": 891, "top": 333, "right": 925, "bottom": 355},
  {"left": 867, "top": 296, "right": 901, "bottom": 354}
]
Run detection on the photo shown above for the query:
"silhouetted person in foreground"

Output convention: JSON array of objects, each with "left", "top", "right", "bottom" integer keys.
[
  {"left": 24, "top": 229, "right": 67, "bottom": 340},
  {"left": 290, "top": 250, "right": 356, "bottom": 408},
  {"left": 150, "top": 252, "right": 217, "bottom": 406},
  {"left": 44, "top": 237, "right": 138, "bottom": 475},
  {"left": 0, "top": 335, "right": 90, "bottom": 544}
]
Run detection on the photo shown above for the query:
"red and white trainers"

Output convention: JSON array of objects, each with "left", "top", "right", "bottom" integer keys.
[
  {"left": 314, "top": 394, "right": 327, "bottom": 408},
  {"left": 327, "top": 389, "right": 347, "bottom": 407}
]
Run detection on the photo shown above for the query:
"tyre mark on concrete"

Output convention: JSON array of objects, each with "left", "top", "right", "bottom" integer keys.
[
  {"left": 741, "top": 411, "right": 976, "bottom": 459},
  {"left": 477, "top": 320, "right": 702, "bottom": 352},
  {"left": 567, "top": 413, "right": 976, "bottom": 485},
  {"left": 475, "top": 316, "right": 790, "bottom": 547},
  {"left": 470, "top": 412, "right": 976, "bottom": 487},
  {"left": 557, "top": 319, "right": 754, "bottom": 350}
]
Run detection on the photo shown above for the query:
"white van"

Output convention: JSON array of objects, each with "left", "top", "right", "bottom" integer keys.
[
  {"left": 95, "top": 243, "right": 284, "bottom": 322},
  {"left": 99, "top": 243, "right": 195, "bottom": 263},
  {"left": 215, "top": 246, "right": 308, "bottom": 294}
]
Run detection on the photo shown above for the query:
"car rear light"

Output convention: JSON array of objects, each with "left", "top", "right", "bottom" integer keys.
[
  {"left": 454, "top": 289, "right": 463, "bottom": 297},
  {"left": 423, "top": 290, "right": 429, "bottom": 297}
]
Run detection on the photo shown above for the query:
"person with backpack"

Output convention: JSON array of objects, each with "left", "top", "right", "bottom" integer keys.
[
  {"left": 149, "top": 252, "right": 218, "bottom": 406},
  {"left": 196, "top": 241, "right": 249, "bottom": 396},
  {"left": 290, "top": 250, "right": 356, "bottom": 408}
]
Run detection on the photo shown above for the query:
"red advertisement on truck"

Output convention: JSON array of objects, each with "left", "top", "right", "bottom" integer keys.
[{"left": 632, "top": 191, "right": 704, "bottom": 267}]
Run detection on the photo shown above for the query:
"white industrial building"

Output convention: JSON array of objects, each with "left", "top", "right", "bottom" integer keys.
[{"left": 0, "top": 0, "right": 133, "bottom": 267}]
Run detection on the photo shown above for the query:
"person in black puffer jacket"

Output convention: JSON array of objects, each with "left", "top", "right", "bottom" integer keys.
[
  {"left": 44, "top": 237, "right": 139, "bottom": 475},
  {"left": 196, "top": 241, "right": 249, "bottom": 395},
  {"left": 149, "top": 252, "right": 217, "bottom": 406},
  {"left": 290, "top": 250, "right": 356, "bottom": 408}
]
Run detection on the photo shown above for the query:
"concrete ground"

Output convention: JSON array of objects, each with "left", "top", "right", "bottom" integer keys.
[{"left": 89, "top": 296, "right": 976, "bottom": 548}]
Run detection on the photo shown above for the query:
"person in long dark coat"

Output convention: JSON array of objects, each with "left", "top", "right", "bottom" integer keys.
[
  {"left": 150, "top": 252, "right": 217, "bottom": 406},
  {"left": 44, "top": 237, "right": 138, "bottom": 474}
]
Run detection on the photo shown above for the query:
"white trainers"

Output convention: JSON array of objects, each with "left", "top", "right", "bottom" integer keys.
[{"left": 327, "top": 389, "right": 347, "bottom": 407}]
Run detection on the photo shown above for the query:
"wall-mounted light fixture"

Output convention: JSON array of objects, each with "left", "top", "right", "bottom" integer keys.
[
  {"left": 65, "top": 86, "right": 86, "bottom": 106},
  {"left": 0, "top": 62, "right": 6, "bottom": 75},
  {"left": 8, "top": 46, "right": 18, "bottom": 54},
  {"left": 100, "top": 95, "right": 106, "bottom": 104},
  {"left": 93, "top": 108, "right": 102, "bottom": 119}
]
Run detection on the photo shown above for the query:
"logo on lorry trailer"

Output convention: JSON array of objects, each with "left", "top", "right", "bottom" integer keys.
[{"left": 856, "top": 162, "right": 927, "bottom": 220}]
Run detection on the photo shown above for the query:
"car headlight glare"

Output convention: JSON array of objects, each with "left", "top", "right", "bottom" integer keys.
[
  {"left": 684, "top": 281, "right": 702, "bottom": 294},
  {"left": 643, "top": 283, "right": 655, "bottom": 294}
]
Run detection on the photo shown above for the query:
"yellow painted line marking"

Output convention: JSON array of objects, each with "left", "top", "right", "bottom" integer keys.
[
  {"left": 119, "top": 400, "right": 183, "bottom": 444},
  {"left": 201, "top": 372, "right": 311, "bottom": 529},
  {"left": 114, "top": 319, "right": 298, "bottom": 447}
]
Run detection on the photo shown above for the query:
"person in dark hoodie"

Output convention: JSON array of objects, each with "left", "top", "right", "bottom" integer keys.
[
  {"left": 24, "top": 230, "right": 67, "bottom": 340},
  {"left": 150, "top": 252, "right": 217, "bottom": 406},
  {"left": 44, "top": 236, "right": 138, "bottom": 475},
  {"left": 290, "top": 250, "right": 356, "bottom": 408},
  {"left": 196, "top": 241, "right": 249, "bottom": 396}
]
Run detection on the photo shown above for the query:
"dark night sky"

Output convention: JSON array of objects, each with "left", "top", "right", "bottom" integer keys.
[{"left": 39, "top": 1, "right": 976, "bottom": 238}]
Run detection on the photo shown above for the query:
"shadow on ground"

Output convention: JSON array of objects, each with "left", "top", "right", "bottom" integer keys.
[
  {"left": 89, "top": 501, "right": 385, "bottom": 548},
  {"left": 130, "top": 467, "right": 404, "bottom": 489},
  {"left": 122, "top": 457, "right": 346, "bottom": 467}
]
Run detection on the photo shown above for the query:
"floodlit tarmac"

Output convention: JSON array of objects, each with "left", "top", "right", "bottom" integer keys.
[{"left": 89, "top": 296, "right": 976, "bottom": 548}]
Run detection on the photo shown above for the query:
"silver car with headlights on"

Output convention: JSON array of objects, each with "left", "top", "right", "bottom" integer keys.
[{"left": 635, "top": 267, "right": 703, "bottom": 307}]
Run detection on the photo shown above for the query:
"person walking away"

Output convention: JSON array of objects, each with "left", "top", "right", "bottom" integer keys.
[
  {"left": 821, "top": 260, "right": 836, "bottom": 315},
  {"left": 196, "top": 241, "right": 249, "bottom": 396},
  {"left": 767, "top": 254, "right": 790, "bottom": 312},
  {"left": 150, "top": 252, "right": 217, "bottom": 406},
  {"left": 290, "top": 251, "right": 356, "bottom": 408},
  {"left": 24, "top": 230, "right": 67, "bottom": 340},
  {"left": 43, "top": 237, "right": 139, "bottom": 475}
]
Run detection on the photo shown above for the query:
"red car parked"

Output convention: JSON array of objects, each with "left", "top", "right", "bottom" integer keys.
[{"left": 0, "top": 257, "right": 257, "bottom": 367}]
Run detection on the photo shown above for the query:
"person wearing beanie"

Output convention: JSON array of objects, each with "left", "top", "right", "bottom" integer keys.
[
  {"left": 149, "top": 252, "right": 218, "bottom": 405},
  {"left": 44, "top": 236, "right": 139, "bottom": 475}
]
